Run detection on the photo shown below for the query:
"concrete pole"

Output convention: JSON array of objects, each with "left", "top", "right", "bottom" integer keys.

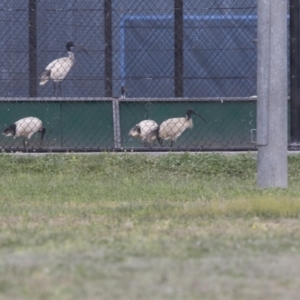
[{"left": 257, "top": 0, "right": 288, "bottom": 188}]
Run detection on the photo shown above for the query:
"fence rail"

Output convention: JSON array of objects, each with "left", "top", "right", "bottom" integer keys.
[{"left": 0, "top": 97, "right": 258, "bottom": 152}]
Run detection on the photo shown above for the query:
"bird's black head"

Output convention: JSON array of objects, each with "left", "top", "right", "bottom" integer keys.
[
  {"left": 135, "top": 125, "right": 141, "bottom": 135},
  {"left": 186, "top": 109, "right": 207, "bottom": 123},
  {"left": 186, "top": 109, "right": 196, "bottom": 118},
  {"left": 66, "top": 41, "right": 75, "bottom": 51},
  {"left": 129, "top": 125, "right": 141, "bottom": 137},
  {"left": 2, "top": 123, "right": 16, "bottom": 137},
  {"left": 66, "top": 41, "right": 89, "bottom": 56}
]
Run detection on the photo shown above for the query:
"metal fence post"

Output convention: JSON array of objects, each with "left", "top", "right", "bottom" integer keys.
[
  {"left": 112, "top": 99, "right": 121, "bottom": 148},
  {"left": 257, "top": 0, "right": 288, "bottom": 188},
  {"left": 28, "top": 0, "right": 37, "bottom": 97},
  {"left": 174, "top": 0, "right": 184, "bottom": 97},
  {"left": 104, "top": 0, "right": 113, "bottom": 97}
]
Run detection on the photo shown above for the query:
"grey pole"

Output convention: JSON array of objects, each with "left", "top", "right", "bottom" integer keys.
[{"left": 257, "top": 0, "right": 288, "bottom": 188}]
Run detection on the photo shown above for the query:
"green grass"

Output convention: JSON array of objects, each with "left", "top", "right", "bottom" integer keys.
[{"left": 1, "top": 153, "right": 300, "bottom": 299}]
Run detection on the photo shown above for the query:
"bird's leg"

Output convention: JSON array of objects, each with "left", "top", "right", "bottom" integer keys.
[
  {"left": 58, "top": 82, "right": 62, "bottom": 97},
  {"left": 39, "top": 128, "right": 46, "bottom": 148},
  {"left": 147, "top": 142, "right": 153, "bottom": 150},
  {"left": 158, "top": 138, "right": 163, "bottom": 147},
  {"left": 53, "top": 82, "right": 57, "bottom": 97},
  {"left": 23, "top": 138, "right": 28, "bottom": 152}
]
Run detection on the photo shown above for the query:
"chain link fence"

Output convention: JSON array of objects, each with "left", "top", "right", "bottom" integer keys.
[{"left": 0, "top": 0, "right": 258, "bottom": 152}]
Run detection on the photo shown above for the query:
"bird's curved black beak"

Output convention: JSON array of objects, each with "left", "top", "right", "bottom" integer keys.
[
  {"left": 74, "top": 44, "right": 89, "bottom": 56},
  {"left": 41, "top": 127, "right": 46, "bottom": 141},
  {"left": 195, "top": 112, "right": 207, "bottom": 124},
  {"left": 39, "top": 127, "right": 46, "bottom": 148}
]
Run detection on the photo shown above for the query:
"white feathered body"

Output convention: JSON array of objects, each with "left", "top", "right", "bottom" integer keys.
[
  {"left": 40, "top": 52, "right": 75, "bottom": 85},
  {"left": 129, "top": 120, "right": 158, "bottom": 143},
  {"left": 12, "top": 117, "right": 43, "bottom": 139},
  {"left": 159, "top": 117, "right": 193, "bottom": 141}
]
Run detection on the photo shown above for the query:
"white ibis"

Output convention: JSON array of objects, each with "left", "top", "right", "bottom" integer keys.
[
  {"left": 39, "top": 41, "right": 88, "bottom": 97},
  {"left": 129, "top": 120, "right": 159, "bottom": 147},
  {"left": 3, "top": 117, "right": 46, "bottom": 150},
  {"left": 149, "top": 109, "right": 207, "bottom": 147}
]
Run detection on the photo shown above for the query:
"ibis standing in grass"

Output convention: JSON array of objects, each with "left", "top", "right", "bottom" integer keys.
[
  {"left": 3, "top": 117, "right": 46, "bottom": 150},
  {"left": 148, "top": 109, "right": 207, "bottom": 147},
  {"left": 129, "top": 120, "right": 159, "bottom": 147},
  {"left": 39, "top": 41, "right": 88, "bottom": 97}
]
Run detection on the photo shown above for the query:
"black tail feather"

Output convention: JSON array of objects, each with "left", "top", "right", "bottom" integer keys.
[{"left": 148, "top": 126, "right": 163, "bottom": 147}]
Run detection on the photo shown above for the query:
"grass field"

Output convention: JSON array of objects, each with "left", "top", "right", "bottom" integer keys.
[{"left": 1, "top": 152, "right": 300, "bottom": 299}]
